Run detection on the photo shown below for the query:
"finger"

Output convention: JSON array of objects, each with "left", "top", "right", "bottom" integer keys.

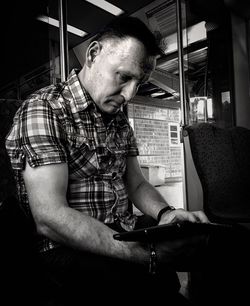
[
  {"left": 185, "top": 213, "right": 197, "bottom": 223},
  {"left": 165, "top": 210, "right": 198, "bottom": 224},
  {"left": 192, "top": 211, "right": 210, "bottom": 223}
]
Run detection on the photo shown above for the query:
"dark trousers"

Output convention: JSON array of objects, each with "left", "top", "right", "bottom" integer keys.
[
  {"left": 38, "top": 246, "right": 186, "bottom": 306},
  {"left": 36, "top": 215, "right": 188, "bottom": 305}
]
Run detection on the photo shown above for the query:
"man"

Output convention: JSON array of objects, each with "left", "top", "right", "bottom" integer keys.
[{"left": 6, "top": 16, "right": 209, "bottom": 305}]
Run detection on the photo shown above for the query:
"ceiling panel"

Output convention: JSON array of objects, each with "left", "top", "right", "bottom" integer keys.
[{"left": 48, "top": 0, "right": 115, "bottom": 34}]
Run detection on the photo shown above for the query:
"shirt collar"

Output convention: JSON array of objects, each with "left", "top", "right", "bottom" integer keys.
[{"left": 66, "top": 69, "right": 94, "bottom": 112}]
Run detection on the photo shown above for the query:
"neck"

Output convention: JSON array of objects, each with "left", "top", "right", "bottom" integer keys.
[{"left": 77, "top": 68, "right": 88, "bottom": 90}]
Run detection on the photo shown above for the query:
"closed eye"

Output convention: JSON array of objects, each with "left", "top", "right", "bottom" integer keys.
[{"left": 117, "top": 73, "right": 132, "bottom": 83}]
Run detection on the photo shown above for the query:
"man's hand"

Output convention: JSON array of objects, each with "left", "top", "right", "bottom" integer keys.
[{"left": 158, "top": 208, "right": 209, "bottom": 225}]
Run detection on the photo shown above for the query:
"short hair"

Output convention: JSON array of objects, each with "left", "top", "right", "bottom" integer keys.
[{"left": 93, "top": 16, "right": 162, "bottom": 57}]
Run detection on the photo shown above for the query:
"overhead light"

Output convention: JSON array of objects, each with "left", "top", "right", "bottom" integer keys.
[
  {"left": 85, "top": 0, "right": 124, "bottom": 16},
  {"left": 151, "top": 92, "right": 166, "bottom": 97},
  {"left": 37, "top": 15, "right": 88, "bottom": 37}
]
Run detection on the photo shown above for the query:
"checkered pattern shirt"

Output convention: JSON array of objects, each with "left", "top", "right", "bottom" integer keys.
[{"left": 5, "top": 69, "right": 139, "bottom": 252}]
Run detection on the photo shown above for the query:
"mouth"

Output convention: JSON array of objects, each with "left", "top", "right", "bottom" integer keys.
[
  {"left": 106, "top": 100, "right": 123, "bottom": 112},
  {"left": 110, "top": 102, "right": 121, "bottom": 109},
  {"left": 107, "top": 95, "right": 125, "bottom": 106},
  {"left": 103, "top": 96, "right": 126, "bottom": 113}
]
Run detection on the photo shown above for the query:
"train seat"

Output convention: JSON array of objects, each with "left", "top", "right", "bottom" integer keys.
[
  {"left": 183, "top": 122, "right": 250, "bottom": 305},
  {"left": 183, "top": 122, "right": 250, "bottom": 224}
]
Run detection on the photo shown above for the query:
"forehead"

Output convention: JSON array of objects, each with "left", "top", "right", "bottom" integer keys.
[{"left": 101, "top": 37, "right": 156, "bottom": 75}]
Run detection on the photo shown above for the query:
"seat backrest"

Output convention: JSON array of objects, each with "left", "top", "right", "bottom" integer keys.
[
  {"left": 184, "top": 123, "right": 250, "bottom": 223},
  {"left": 230, "top": 126, "right": 250, "bottom": 185}
]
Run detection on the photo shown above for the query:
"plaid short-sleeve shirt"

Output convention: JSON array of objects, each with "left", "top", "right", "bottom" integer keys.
[{"left": 5, "top": 69, "right": 139, "bottom": 252}]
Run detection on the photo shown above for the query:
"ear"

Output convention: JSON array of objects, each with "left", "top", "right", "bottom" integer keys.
[{"left": 85, "top": 41, "right": 101, "bottom": 67}]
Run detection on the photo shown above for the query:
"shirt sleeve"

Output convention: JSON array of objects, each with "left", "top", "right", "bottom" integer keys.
[{"left": 6, "top": 99, "right": 68, "bottom": 169}]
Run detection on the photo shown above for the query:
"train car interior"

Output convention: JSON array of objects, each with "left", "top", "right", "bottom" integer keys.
[{"left": 0, "top": 0, "right": 250, "bottom": 305}]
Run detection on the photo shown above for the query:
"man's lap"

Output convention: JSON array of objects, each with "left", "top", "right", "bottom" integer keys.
[{"left": 38, "top": 245, "right": 182, "bottom": 304}]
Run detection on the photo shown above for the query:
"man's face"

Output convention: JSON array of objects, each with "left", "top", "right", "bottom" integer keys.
[{"left": 85, "top": 37, "right": 156, "bottom": 114}]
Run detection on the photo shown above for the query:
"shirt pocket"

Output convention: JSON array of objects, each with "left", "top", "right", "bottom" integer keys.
[{"left": 67, "top": 134, "right": 99, "bottom": 178}]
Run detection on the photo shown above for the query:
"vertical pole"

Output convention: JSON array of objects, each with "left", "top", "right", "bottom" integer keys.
[
  {"left": 58, "top": 0, "right": 69, "bottom": 82},
  {"left": 176, "top": 0, "right": 188, "bottom": 127},
  {"left": 204, "top": 45, "right": 209, "bottom": 122},
  {"left": 176, "top": 0, "right": 188, "bottom": 210}
]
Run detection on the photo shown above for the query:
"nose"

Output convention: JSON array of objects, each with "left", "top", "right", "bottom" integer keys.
[{"left": 121, "top": 81, "right": 138, "bottom": 102}]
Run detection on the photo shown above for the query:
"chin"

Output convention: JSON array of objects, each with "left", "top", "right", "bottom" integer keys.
[
  {"left": 99, "top": 108, "right": 118, "bottom": 116},
  {"left": 107, "top": 107, "right": 120, "bottom": 114},
  {"left": 99, "top": 102, "right": 121, "bottom": 114}
]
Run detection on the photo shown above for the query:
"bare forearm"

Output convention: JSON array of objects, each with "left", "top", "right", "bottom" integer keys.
[
  {"left": 129, "top": 180, "right": 169, "bottom": 219},
  {"left": 37, "top": 205, "right": 148, "bottom": 264},
  {"left": 125, "top": 157, "right": 170, "bottom": 220}
]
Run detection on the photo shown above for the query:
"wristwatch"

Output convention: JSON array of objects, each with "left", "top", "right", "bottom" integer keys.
[{"left": 157, "top": 206, "right": 175, "bottom": 223}]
